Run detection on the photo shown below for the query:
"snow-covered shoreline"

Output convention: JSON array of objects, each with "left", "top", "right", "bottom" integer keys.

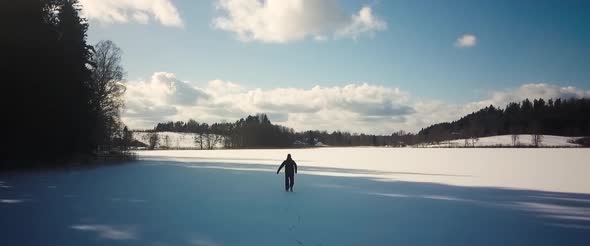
[{"left": 136, "top": 147, "right": 590, "bottom": 194}]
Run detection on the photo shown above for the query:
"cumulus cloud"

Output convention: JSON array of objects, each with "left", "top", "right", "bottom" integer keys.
[
  {"left": 207, "top": 79, "right": 244, "bottom": 95},
  {"left": 79, "top": 0, "right": 183, "bottom": 27},
  {"left": 122, "top": 72, "right": 589, "bottom": 134},
  {"left": 336, "top": 7, "right": 387, "bottom": 39},
  {"left": 475, "top": 83, "right": 590, "bottom": 108},
  {"left": 123, "top": 73, "right": 413, "bottom": 133},
  {"left": 455, "top": 34, "right": 477, "bottom": 48},
  {"left": 199, "top": 82, "right": 414, "bottom": 131},
  {"left": 126, "top": 72, "right": 209, "bottom": 106},
  {"left": 212, "top": 0, "right": 387, "bottom": 43},
  {"left": 123, "top": 72, "right": 210, "bottom": 128}
]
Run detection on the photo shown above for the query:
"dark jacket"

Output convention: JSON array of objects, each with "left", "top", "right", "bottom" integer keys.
[{"left": 277, "top": 158, "right": 297, "bottom": 175}]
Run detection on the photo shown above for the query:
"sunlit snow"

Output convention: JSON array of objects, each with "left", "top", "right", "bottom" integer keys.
[{"left": 2, "top": 147, "right": 589, "bottom": 245}]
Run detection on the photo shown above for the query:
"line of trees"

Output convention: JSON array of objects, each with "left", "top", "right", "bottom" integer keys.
[
  {"left": 149, "top": 98, "right": 589, "bottom": 148},
  {"left": 151, "top": 114, "right": 413, "bottom": 148},
  {"left": 153, "top": 114, "right": 294, "bottom": 149},
  {"left": 417, "top": 98, "right": 590, "bottom": 144},
  {"left": 292, "top": 130, "right": 416, "bottom": 147},
  {"left": 3, "top": 0, "right": 130, "bottom": 166}
]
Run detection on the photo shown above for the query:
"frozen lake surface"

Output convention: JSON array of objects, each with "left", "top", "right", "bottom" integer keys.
[{"left": 1, "top": 148, "right": 589, "bottom": 245}]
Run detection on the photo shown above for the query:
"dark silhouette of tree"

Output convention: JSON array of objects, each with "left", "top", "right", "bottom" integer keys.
[
  {"left": 532, "top": 134, "right": 543, "bottom": 147},
  {"left": 121, "top": 126, "right": 133, "bottom": 151},
  {"left": 4, "top": 0, "right": 90, "bottom": 162},
  {"left": 511, "top": 134, "right": 520, "bottom": 146},
  {"left": 54, "top": 0, "right": 95, "bottom": 155},
  {"left": 88, "top": 40, "right": 126, "bottom": 147},
  {"left": 2, "top": 1, "right": 129, "bottom": 167},
  {"left": 417, "top": 98, "right": 590, "bottom": 144}
]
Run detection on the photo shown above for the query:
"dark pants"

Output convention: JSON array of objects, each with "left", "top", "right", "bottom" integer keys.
[{"left": 285, "top": 172, "right": 294, "bottom": 191}]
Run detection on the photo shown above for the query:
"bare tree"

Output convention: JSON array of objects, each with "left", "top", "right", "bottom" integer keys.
[
  {"left": 511, "top": 134, "right": 520, "bottom": 146},
  {"left": 223, "top": 136, "right": 232, "bottom": 148},
  {"left": 194, "top": 134, "right": 204, "bottom": 150},
  {"left": 89, "top": 40, "right": 126, "bottom": 145},
  {"left": 463, "top": 136, "right": 478, "bottom": 147},
  {"left": 532, "top": 134, "right": 543, "bottom": 147},
  {"left": 205, "top": 132, "right": 213, "bottom": 149},
  {"left": 162, "top": 135, "right": 170, "bottom": 149},
  {"left": 470, "top": 137, "right": 479, "bottom": 147},
  {"left": 148, "top": 132, "right": 159, "bottom": 150},
  {"left": 208, "top": 134, "right": 224, "bottom": 149},
  {"left": 121, "top": 126, "right": 133, "bottom": 151}
]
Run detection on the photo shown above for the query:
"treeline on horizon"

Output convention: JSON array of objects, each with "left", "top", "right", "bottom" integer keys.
[
  {"left": 150, "top": 114, "right": 294, "bottom": 148},
  {"left": 417, "top": 98, "right": 590, "bottom": 143},
  {"left": 148, "top": 98, "right": 590, "bottom": 148},
  {"left": 149, "top": 114, "right": 412, "bottom": 148},
  {"left": 3, "top": 0, "right": 131, "bottom": 166}
]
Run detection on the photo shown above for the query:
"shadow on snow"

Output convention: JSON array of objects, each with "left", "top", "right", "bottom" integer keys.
[{"left": 1, "top": 160, "right": 589, "bottom": 246}]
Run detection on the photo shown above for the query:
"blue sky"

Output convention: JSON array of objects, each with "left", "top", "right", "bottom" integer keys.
[{"left": 82, "top": 0, "right": 590, "bottom": 133}]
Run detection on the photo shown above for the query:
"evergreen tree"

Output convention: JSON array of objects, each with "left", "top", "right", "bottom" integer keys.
[{"left": 2, "top": 1, "right": 128, "bottom": 167}]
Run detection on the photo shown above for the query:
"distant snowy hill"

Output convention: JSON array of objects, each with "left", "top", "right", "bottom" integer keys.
[
  {"left": 426, "top": 134, "right": 581, "bottom": 147},
  {"left": 133, "top": 131, "right": 225, "bottom": 149}
]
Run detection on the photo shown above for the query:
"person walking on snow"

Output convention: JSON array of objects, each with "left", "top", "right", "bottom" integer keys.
[{"left": 277, "top": 154, "right": 297, "bottom": 192}]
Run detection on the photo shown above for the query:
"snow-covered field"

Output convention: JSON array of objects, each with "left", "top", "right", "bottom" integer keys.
[
  {"left": 427, "top": 134, "right": 581, "bottom": 147},
  {"left": 1, "top": 148, "right": 589, "bottom": 245},
  {"left": 139, "top": 147, "right": 590, "bottom": 193}
]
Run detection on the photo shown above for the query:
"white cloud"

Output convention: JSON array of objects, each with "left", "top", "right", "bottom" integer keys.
[
  {"left": 475, "top": 83, "right": 590, "bottom": 108},
  {"left": 212, "top": 0, "right": 387, "bottom": 43},
  {"left": 79, "top": 0, "right": 183, "bottom": 27},
  {"left": 123, "top": 73, "right": 412, "bottom": 133},
  {"left": 132, "top": 11, "right": 150, "bottom": 24},
  {"left": 122, "top": 72, "right": 211, "bottom": 128},
  {"left": 455, "top": 34, "right": 477, "bottom": 48},
  {"left": 336, "top": 7, "right": 387, "bottom": 39},
  {"left": 126, "top": 72, "right": 209, "bottom": 106},
  {"left": 122, "top": 73, "right": 589, "bottom": 134},
  {"left": 207, "top": 79, "right": 244, "bottom": 95}
]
